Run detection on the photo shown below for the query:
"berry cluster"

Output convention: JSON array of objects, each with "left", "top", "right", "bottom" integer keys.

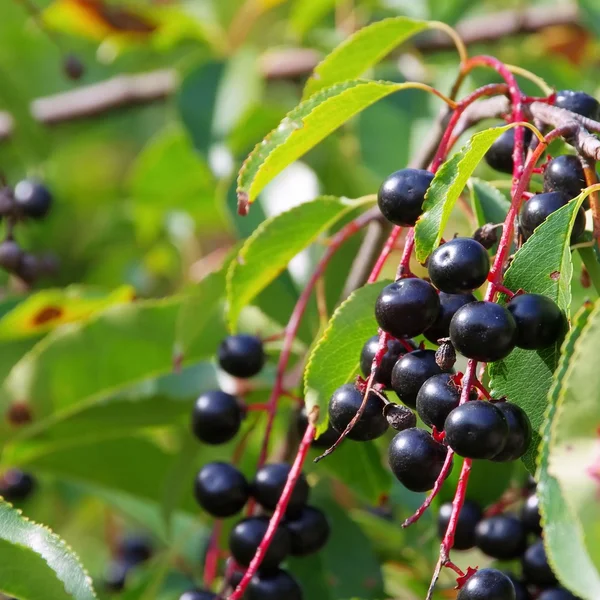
[
  {"left": 0, "top": 179, "right": 57, "bottom": 283},
  {"left": 184, "top": 334, "right": 329, "bottom": 599},
  {"left": 104, "top": 535, "right": 153, "bottom": 592},
  {"left": 437, "top": 481, "right": 580, "bottom": 600}
]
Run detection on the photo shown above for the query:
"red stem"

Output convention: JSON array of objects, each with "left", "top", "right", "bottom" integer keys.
[
  {"left": 367, "top": 226, "right": 402, "bottom": 283},
  {"left": 228, "top": 421, "right": 317, "bottom": 600},
  {"left": 203, "top": 521, "right": 223, "bottom": 588}
]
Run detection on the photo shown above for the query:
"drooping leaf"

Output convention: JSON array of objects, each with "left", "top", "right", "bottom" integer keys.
[
  {"left": 538, "top": 301, "right": 600, "bottom": 599},
  {"left": 226, "top": 196, "right": 372, "bottom": 330},
  {"left": 550, "top": 299, "right": 600, "bottom": 573},
  {"left": 469, "top": 177, "right": 510, "bottom": 228},
  {"left": 489, "top": 192, "right": 588, "bottom": 472},
  {"left": 0, "top": 501, "right": 96, "bottom": 600},
  {"left": 237, "top": 79, "right": 437, "bottom": 211},
  {"left": 304, "top": 281, "right": 389, "bottom": 431},
  {"left": 303, "top": 17, "right": 431, "bottom": 99},
  {"left": 415, "top": 125, "right": 512, "bottom": 263}
]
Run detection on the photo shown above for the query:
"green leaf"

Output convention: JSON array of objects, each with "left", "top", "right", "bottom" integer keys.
[
  {"left": 304, "top": 281, "right": 389, "bottom": 431},
  {"left": 414, "top": 125, "right": 512, "bottom": 263},
  {"left": 302, "top": 17, "right": 430, "bottom": 99},
  {"left": 538, "top": 301, "right": 600, "bottom": 599},
  {"left": 489, "top": 192, "right": 588, "bottom": 472},
  {"left": 226, "top": 196, "right": 369, "bottom": 330},
  {"left": 469, "top": 177, "right": 510, "bottom": 228},
  {"left": 0, "top": 501, "right": 96, "bottom": 600},
  {"left": 579, "top": 0, "right": 600, "bottom": 38},
  {"left": 289, "top": 0, "right": 336, "bottom": 37},
  {"left": 237, "top": 79, "right": 430, "bottom": 210},
  {"left": 550, "top": 299, "right": 600, "bottom": 574}
]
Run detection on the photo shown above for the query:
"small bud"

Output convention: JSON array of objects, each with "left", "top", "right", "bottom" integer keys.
[
  {"left": 473, "top": 223, "right": 499, "bottom": 249},
  {"left": 6, "top": 402, "right": 32, "bottom": 426},
  {"left": 382, "top": 403, "right": 417, "bottom": 431},
  {"left": 581, "top": 265, "right": 591, "bottom": 289},
  {"left": 435, "top": 338, "right": 456, "bottom": 370},
  {"left": 63, "top": 54, "right": 85, "bottom": 81}
]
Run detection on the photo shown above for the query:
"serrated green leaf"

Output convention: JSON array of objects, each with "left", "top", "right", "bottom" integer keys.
[
  {"left": 0, "top": 501, "right": 96, "bottom": 600},
  {"left": 550, "top": 299, "right": 600, "bottom": 575},
  {"left": 489, "top": 191, "right": 589, "bottom": 472},
  {"left": 237, "top": 79, "right": 432, "bottom": 209},
  {"left": 469, "top": 177, "right": 510, "bottom": 228},
  {"left": 302, "top": 17, "right": 430, "bottom": 99},
  {"left": 415, "top": 125, "right": 512, "bottom": 263},
  {"left": 304, "top": 281, "right": 389, "bottom": 430},
  {"left": 538, "top": 301, "right": 600, "bottom": 599},
  {"left": 226, "top": 196, "right": 370, "bottom": 330}
]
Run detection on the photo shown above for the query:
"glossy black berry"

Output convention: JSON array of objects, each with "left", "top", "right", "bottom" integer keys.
[
  {"left": 328, "top": 383, "right": 388, "bottom": 441},
  {"left": 104, "top": 560, "right": 130, "bottom": 592},
  {"left": 519, "top": 192, "right": 585, "bottom": 243},
  {"left": 218, "top": 334, "right": 265, "bottom": 378},
  {"left": 543, "top": 155, "right": 586, "bottom": 199},
  {"left": 437, "top": 500, "right": 482, "bottom": 550},
  {"left": 417, "top": 373, "right": 463, "bottom": 430},
  {"left": 194, "top": 462, "right": 250, "bottom": 518},
  {"left": 297, "top": 407, "right": 339, "bottom": 448},
  {"left": 0, "top": 240, "right": 23, "bottom": 272},
  {"left": 391, "top": 349, "right": 451, "bottom": 409},
  {"left": 444, "top": 401, "right": 509, "bottom": 459},
  {"left": 428, "top": 238, "right": 490, "bottom": 294},
  {"left": 191, "top": 390, "right": 243, "bottom": 445},
  {"left": 522, "top": 540, "right": 557, "bottom": 587},
  {"left": 375, "top": 279, "right": 440, "bottom": 339},
  {"left": 388, "top": 427, "right": 452, "bottom": 492},
  {"left": 555, "top": 89, "right": 600, "bottom": 120},
  {"left": 13, "top": 180, "right": 53, "bottom": 219},
  {"left": 360, "top": 335, "right": 414, "bottom": 387},
  {"left": 521, "top": 493, "right": 542, "bottom": 535},
  {"left": 457, "top": 568, "right": 516, "bottom": 600},
  {"left": 425, "top": 292, "right": 476, "bottom": 344},
  {"left": 475, "top": 514, "right": 527, "bottom": 560},
  {"left": 252, "top": 463, "right": 309, "bottom": 515},
  {"left": 491, "top": 402, "right": 532, "bottom": 462},
  {"left": 119, "top": 535, "right": 152, "bottom": 565},
  {"left": 284, "top": 506, "right": 330, "bottom": 556},
  {"left": 539, "top": 588, "right": 580, "bottom": 600},
  {"left": 507, "top": 293, "right": 565, "bottom": 350},
  {"left": 0, "top": 469, "right": 36, "bottom": 502},
  {"left": 449, "top": 301, "right": 517, "bottom": 362},
  {"left": 229, "top": 516, "right": 290, "bottom": 570},
  {"left": 247, "top": 569, "right": 303, "bottom": 600},
  {"left": 485, "top": 127, "right": 533, "bottom": 174},
  {"left": 504, "top": 573, "right": 532, "bottom": 600},
  {"left": 179, "top": 590, "right": 218, "bottom": 600},
  {"left": 377, "top": 168, "right": 434, "bottom": 226}
]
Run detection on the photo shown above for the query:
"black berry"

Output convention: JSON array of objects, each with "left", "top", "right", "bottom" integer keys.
[
  {"left": 247, "top": 569, "right": 303, "bottom": 600},
  {"left": 507, "top": 293, "right": 565, "bottom": 350},
  {"left": 375, "top": 279, "right": 440, "bottom": 339},
  {"left": 377, "top": 168, "right": 434, "bottom": 226},
  {"left": 555, "top": 89, "right": 600, "bottom": 120},
  {"left": 522, "top": 540, "right": 557, "bottom": 587},
  {"left": 485, "top": 127, "right": 533, "bottom": 174},
  {"left": 252, "top": 463, "right": 309, "bottom": 515},
  {"left": 449, "top": 301, "right": 517, "bottom": 362},
  {"left": 391, "top": 349, "right": 451, "bottom": 409},
  {"left": 519, "top": 191, "right": 585, "bottom": 243},
  {"left": 504, "top": 573, "right": 532, "bottom": 600},
  {"left": 194, "top": 462, "right": 250, "bottom": 518},
  {"left": 297, "top": 407, "right": 339, "bottom": 448},
  {"left": 521, "top": 493, "right": 542, "bottom": 535},
  {"left": 191, "top": 390, "right": 243, "bottom": 445},
  {"left": 63, "top": 53, "right": 85, "bottom": 80},
  {"left": 543, "top": 155, "right": 586, "bottom": 199},
  {"left": 457, "top": 568, "right": 516, "bottom": 600},
  {"left": 179, "top": 590, "right": 218, "bottom": 600},
  {"left": 360, "top": 335, "right": 414, "bottom": 387},
  {"left": 284, "top": 506, "right": 330, "bottom": 556},
  {"left": 13, "top": 180, "right": 53, "bottom": 219},
  {"left": 119, "top": 535, "right": 152, "bottom": 565},
  {"left": 0, "top": 240, "right": 23, "bottom": 272},
  {"left": 475, "top": 514, "right": 527, "bottom": 560},
  {"left": 104, "top": 560, "right": 130, "bottom": 592},
  {"left": 437, "top": 500, "right": 482, "bottom": 550},
  {"left": 15, "top": 253, "right": 41, "bottom": 284},
  {"left": 416, "top": 373, "right": 464, "bottom": 430},
  {"left": 444, "top": 401, "right": 509, "bottom": 459},
  {"left": 539, "top": 589, "right": 580, "bottom": 600},
  {"left": 428, "top": 238, "right": 490, "bottom": 294},
  {"left": 490, "top": 402, "right": 532, "bottom": 462},
  {"left": 425, "top": 292, "right": 477, "bottom": 344},
  {"left": 229, "top": 516, "right": 290, "bottom": 570},
  {"left": 0, "top": 469, "right": 36, "bottom": 502},
  {"left": 328, "top": 383, "right": 388, "bottom": 441},
  {"left": 218, "top": 334, "right": 265, "bottom": 378},
  {"left": 388, "top": 427, "right": 452, "bottom": 492}
]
